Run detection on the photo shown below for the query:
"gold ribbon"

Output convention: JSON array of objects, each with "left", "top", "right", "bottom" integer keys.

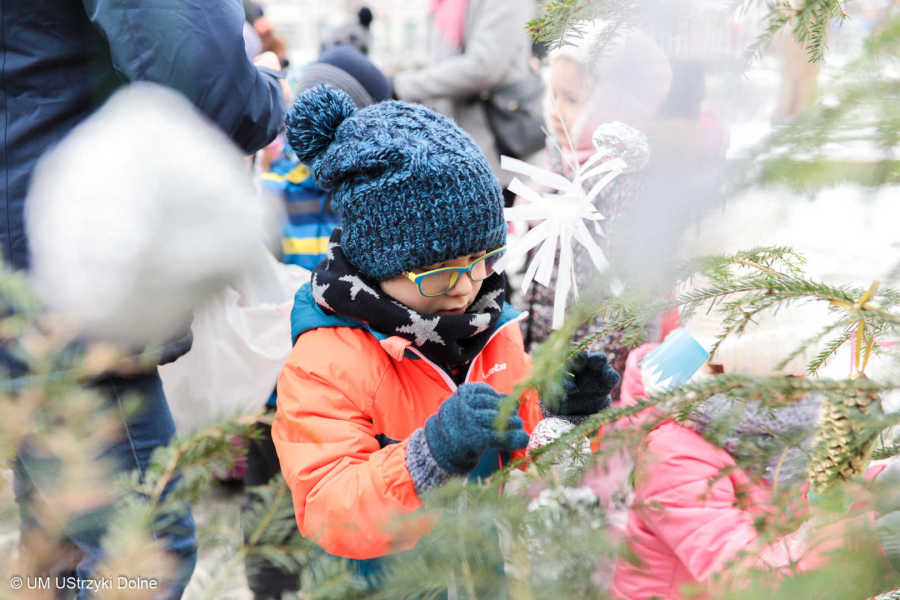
[{"left": 833, "top": 280, "right": 881, "bottom": 378}]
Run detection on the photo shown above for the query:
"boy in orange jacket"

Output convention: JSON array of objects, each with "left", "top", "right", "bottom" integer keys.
[{"left": 272, "top": 85, "right": 619, "bottom": 576}]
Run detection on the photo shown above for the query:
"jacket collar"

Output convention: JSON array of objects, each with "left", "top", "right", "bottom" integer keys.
[{"left": 291, "top": 282, "right": 523, "bottom": 361}]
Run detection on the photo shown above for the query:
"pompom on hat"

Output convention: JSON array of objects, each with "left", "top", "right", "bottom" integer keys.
[{"left": 285, "top": 84, "right": 506, "bottom": 281}]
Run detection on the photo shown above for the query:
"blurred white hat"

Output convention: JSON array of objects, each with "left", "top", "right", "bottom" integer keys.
[
  {"left": 27, "top": 82, "right": 280, "bottom": 347},
  {"left": 552, "top": 20, "right": 672, "bottom": 122}
]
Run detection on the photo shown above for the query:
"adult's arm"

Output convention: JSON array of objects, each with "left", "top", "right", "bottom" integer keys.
[
  {"left": 81, "top": 0, "right": 285, "bottom": 153},
  {"left": 393, "top": 0, "right": 532, "bottom": 102}
]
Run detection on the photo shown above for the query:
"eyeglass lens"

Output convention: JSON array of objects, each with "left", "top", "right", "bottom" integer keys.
[{"left": 418, "top": 250, "right": 505, "bottom": 296}]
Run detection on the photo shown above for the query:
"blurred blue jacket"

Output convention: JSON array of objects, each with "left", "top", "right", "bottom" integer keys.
[
  {"left": 0, "top": 0, "right": 286, "bottom": 271},
  {"left": 261, "top": 154, "right": 340, "bottom": 272}
]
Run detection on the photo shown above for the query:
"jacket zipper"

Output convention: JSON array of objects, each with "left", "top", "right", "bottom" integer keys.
[
  {"left": 463, "top": 312, "right": 527, "bottom": 383},
  {"left": 404, "top": 312, "right": 528, "bottom": 392},
  {"left": 405, "top": 345, "right": 458, "bottom": 391}
]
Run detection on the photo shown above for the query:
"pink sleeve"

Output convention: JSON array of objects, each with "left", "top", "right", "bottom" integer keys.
[
  {"left": 657, "top": 307, "right": 681, "bottom": 343},
  {"left": 635, "top": 423, "right": 762, "bottom": 582}
]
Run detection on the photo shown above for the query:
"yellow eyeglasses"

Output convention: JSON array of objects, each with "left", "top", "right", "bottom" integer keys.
[{"left": 405, "top": 246, "right": 506, "bottom": 297}]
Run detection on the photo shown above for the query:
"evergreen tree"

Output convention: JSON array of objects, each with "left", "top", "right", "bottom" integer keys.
[{"left": 1, "top": 2, "right": 898, "bottom": 597}]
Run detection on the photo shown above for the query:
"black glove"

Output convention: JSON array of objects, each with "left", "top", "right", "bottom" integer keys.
[{"left": 544, "top": 352, "right": 620, "bottom": 423}]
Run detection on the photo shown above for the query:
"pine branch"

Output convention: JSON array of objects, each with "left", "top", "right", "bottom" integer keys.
[
  {"left": 495, "top": 287, "right": 658, "bottom": 430},
  {"left": 775, "top": 319, "right": 846, "bottom": 373},
  {"left": 498, "top": 246, "right": 898, "bottom": 441},
  {"left": 747, "top": 0, "right": 797, "bottom": 62},
  {"left": 793, "top": 0, "right": 842, "bottom": 62},
  {"left": 527, "top": 0, "right": 637, "bottom": 47},
  {"left": 806, "top": 325, "right": 855, "bottom": 374},
  {"left": 246, "top": 479, "right": 290, "bottom": 548},
  {"left": 739, "top": 15, "right": 900, "bottom": 191},
  {"left": 707, "top": 292, "right": 787, "bottom": 358},
  {"left": 746, "top": 0, "right": 844, "bottom": 63},
  {"left": 871, "top": 444, "right": 900, "bottom": 460},
  {"left": 679, "top": 272, "right": 899, "bottom": 331},
  {"left": 678, "top": 247, "right": 808, "bottom": 286},
  {"left": 500, "top": 375, "right": 900, "bottom": 482}
]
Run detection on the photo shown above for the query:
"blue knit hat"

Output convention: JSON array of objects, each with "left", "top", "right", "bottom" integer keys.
[{"left": 285, "top": 84, "right": 506, "bottom": 281}]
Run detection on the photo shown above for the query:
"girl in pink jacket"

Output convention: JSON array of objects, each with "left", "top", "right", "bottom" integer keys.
[{"left": 609, "top": 301, "right": 893, "bottom": 599}]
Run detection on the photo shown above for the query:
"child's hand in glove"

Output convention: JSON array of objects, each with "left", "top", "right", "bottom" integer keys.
[
  {"left": 543, "top": 352, "right": 620, "bottom": 424},
  {"left": 424, "top": 382, "right": 529, "bottom": 474}
]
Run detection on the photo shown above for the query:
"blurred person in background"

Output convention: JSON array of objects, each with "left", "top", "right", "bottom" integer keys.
[
  {"left": 771, "top": 28, "right": 822, "bottom": 122},
  {"left": 243, "top": 46, "right": 391, "bottom": 600},
  {"left": 391, "top": 0, "right": 537, "bottom": 204},
  {"left": 242, "top": 0, "right": 293, "bottom": 171},
  {"left": 320, "top": 6, "right": 375, "bottom": 56},
  {"left": 1, "top": 0, "right": 286, "bottom": 597},
  {"left": 610, "top": 56, "right": 729, "bottom": 287},
  {"left": 250, "top": 11, "right": 290, "bottom": 69},
  {"left": 518, "top": 22, "right": 673, "bottom": 393},
  {"left": 262, "top": 46, "right": 392, "bottom": 272},
  {"left": 652, "top": 59, "right": 728, "bottom": 170},
  {"left": 610, "top": 308, "right": 893, "bottom": 599},
  {"left": 243, "top": 0, "right": 265, "bottom": 59},
  {"left": 577, "top": 58, "right": 729, "bottom": 582}
]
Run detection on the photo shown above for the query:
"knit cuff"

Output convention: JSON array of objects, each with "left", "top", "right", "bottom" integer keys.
[
  {"left": 539, "top": 399, "right": 592, "bottom": 426},
  {"left": 406, "top": 427, "right": 453, "bottom": 498}
]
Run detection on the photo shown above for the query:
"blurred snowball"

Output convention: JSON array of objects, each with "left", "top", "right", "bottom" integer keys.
[{"left": 26, "top": 82, "right": 281, "bottom": 347}]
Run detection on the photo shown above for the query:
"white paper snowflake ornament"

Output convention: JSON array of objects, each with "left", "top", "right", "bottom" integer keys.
[{"left": 498, "top": 122, "right": 650, "bottom": 329}]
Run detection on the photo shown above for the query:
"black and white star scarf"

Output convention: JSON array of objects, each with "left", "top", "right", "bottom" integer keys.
[{"left": 310, "top": 229, "right": 506, "bottom": 367}]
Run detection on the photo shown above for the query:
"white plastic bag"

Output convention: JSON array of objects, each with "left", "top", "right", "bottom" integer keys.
[{"left": 160, "top": 248, "right": 310, "bottom": 433}]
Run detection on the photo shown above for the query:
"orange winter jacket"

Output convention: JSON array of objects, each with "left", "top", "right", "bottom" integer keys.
[{"left": 272, "top": 284, "right": 543, "bottom": 560}]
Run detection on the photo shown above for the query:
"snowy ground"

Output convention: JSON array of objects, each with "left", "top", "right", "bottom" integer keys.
[{"left": 182, "top": 482, "right": 254, "bottom": 600}]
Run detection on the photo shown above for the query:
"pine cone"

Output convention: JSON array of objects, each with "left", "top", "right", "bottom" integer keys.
[{"left": 808, "top": 386, "right": 881, "bottom": 494}]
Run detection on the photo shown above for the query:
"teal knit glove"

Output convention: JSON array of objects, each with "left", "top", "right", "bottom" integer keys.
[{"left": 424, "top": 383, "right": 530, "bottom": 474}]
